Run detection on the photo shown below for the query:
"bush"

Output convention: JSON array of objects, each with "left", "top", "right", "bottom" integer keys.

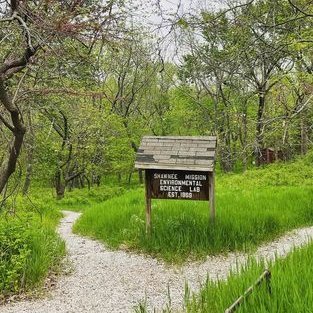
[
  {"left": 0, "top": 211, "right": 65, "bottom": 296},
  {"left": 0, "top": 221, "right": 31, "bottom": 294}
]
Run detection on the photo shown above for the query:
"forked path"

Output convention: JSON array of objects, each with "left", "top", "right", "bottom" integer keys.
[{"left": 2, "top": 211, "right": 313, "bottom": 313}]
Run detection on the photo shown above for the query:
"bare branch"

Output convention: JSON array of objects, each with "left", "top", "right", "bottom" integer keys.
[
  {"left": 0, "top": 45, "right": 39, "bottom": 78},
  {"left": 14, "top": 13, "right": 35, "bottom": 52},
  {"left": 288, "top": 0, "right": 313, "bottom": 17},
  {"left": 260, "top": 93, "right": 313, "bottom": 137},
  {"left": 0, "top": 9, "right": 34, "bottom": 54},
  {"left": 290, "top": 93, "right": 313, "bottom": 119},
  {"left": 0, "top": 15, "right": 15, "bottom": 23},
  {"left": 12, "top": 68, "right": 29, "bottom": 105},
  {"left": 0, "top": 113, "right": 15, "bottom": 132}
]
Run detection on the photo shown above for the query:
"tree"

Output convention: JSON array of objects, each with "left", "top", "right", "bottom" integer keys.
[
  {"left": 0, "top": 0, "right": 125, "bottom": 194},
  {"left": 97, "top": 35, "right": 165, "bottom": 182},
  {"left": 178, "top": 0, "right": 313, "bottom": 169}
]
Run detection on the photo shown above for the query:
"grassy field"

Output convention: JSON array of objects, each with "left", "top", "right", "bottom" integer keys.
[
  {"left": 24, "top": 185, "right": 126, "bottom": 212},
  {"left": 185, "top": 241, "right": 313, "bottom": 312},
  {"left": 74, "top": 153, "right": 313, "bottom": 263}
]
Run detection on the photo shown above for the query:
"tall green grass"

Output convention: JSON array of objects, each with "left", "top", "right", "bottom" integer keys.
[
  {"left": 186, "top": 242, "right": 313, "bottom": 312},
  {"left": 74, "top": 152, "right": 313, "bottom": 263},
  {"left": 0, "top": 203, "right": 65, "bottom": 297},
  {"left": 218, "top": 152, "right": 313, "bottom": 188},
  {"left": 25, "top": 185, "right": 126, "bottom": 212},
  {"left": 74, "top": 185, "right": 313, "bottom": 263}
]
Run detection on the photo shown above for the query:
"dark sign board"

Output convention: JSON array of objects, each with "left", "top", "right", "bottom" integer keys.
[{"left": 146, "top": 169, "right": 209, "bottom": 201}]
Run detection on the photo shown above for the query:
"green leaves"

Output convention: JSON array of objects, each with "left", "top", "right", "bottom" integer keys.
[
  {"left": 177, "top": 18, "right": 189, "bottom": 29},
  {"left": 0, "top": 222, "right": 31, "bottom": 294}
]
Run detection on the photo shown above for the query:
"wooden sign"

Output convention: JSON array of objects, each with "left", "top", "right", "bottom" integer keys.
[
  {"left": 135, "top": 136, "right": 217, "bottom": 233},
  {"left": 146, "top": 169, "right": 209, "bottom": 200}
]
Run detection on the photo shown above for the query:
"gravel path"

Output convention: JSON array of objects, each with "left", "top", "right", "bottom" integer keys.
[{"left": 2, "top": 211, "right": 313, "bottom": 313}]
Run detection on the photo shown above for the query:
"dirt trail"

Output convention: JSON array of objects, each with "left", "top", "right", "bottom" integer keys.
[{"left": 2, "top": 211, "right": 313, "bottom": 313}]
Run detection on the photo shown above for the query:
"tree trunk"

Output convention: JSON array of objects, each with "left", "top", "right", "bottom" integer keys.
[
  {"left": 220, "top": 143, "right": 233, "bottom": 172},
  {"left": 219, "top": 116, "right": 233, "bottom": 172},
  {"left": 55, "top": 169, "right": 65, "bottom": 200},
  {"left": 0, "top": 79, "right": 26, "bottom": 193},
  {"left": 282, "top": 119, "right": 290, "bottom": 160},
  {"left": 22, "top": 154, "right": 33, "bottom": 196},
  {"left": 242, "top": 107, "right": 248, "bottom": 171},
  {"left": 138, "top": 169, "right": 143, "bottom": 184},
  {"left": 0, "top": 131, "right": 25, "bottom": 193},
  {"left": 217, "top": 82, "right": 234, "bottom": 172},
  {"left": 300, "top": 112, "right": 308, "bottom": 155},
  {"left": 22, "top": 112, "right": 35, "bottom": 195},
  {"left": 51, "top": 110, "right": 72, "bottom": 198},
  {"left": 128, "top": 171, "right": 132, "bottom": 185},
  {"left": 255, "top": 90, "right": 266, "bottom": 166},
  {"left": 92, "top": 174, "right": 101, "bottom": 186},
  {"left": 84, "top": 175, "right": 91, "bottom": 190}
]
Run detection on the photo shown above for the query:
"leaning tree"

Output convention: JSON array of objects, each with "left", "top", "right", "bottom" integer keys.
[{"left": 0, "top": 0, "right": 126, "bottom": 193}]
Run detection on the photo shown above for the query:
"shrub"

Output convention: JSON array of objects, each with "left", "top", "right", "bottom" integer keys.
[
  {"left": 0, "top": 211, "right": 65, "bottom": 296},
  {"left": 0, "top": 220, "right": 31, "bottom": 294}
]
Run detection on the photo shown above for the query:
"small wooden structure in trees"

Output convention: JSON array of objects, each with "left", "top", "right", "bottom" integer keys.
[
  {"left": 260, "top": 148, "right": 284, "bottom": 164},
  {"left": 135, "top": 136, "right": 217, "bottom": 232}
]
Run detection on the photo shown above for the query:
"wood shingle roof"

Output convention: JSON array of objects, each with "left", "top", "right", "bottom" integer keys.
[{"left": 135, "top": 136, "right": 217, "bottom": 172}]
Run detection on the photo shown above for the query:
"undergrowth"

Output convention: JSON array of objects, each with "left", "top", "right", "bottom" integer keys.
[
  {"left": 26, "top": 185, "right": 126, "bottom": 212},
  {"left": 0, "top": 206, "right": 65, "bottom": 297}
]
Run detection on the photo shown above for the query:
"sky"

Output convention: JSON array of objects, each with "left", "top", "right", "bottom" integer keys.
[
  {"left": 130, "top": 0, "right": 225, "bottom": 61},
  {"left": 141, "top": 0, "right": 224, "bottom": 28}
]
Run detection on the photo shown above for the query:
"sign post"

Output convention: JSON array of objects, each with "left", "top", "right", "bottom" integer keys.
[
  {"left": 135, "top": 136, "right": 217, "bottom": 232},
  {"left": 144, "top": 170, "right": 152, "bottom": 233},
  {"left": 209, "top": 171, "right": 215, "bottom": 223}
]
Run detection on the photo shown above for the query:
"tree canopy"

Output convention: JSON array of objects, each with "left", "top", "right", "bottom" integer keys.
[{"left": 0, "top": 0, "right": 312, "bottom": 199}]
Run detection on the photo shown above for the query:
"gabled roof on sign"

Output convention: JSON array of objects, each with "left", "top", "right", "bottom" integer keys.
[{"left": 135, "top": 136, "right": 217, "bottom": 172}]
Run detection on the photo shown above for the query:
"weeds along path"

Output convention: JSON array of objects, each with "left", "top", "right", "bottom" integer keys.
[{"left": 2, "top": 211, "right": 313, "bottom": 313}]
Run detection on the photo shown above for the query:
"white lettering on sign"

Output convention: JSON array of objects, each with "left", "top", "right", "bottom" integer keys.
[
  {"left": 160, "top": 185, "right": 182, "bottom": 192},
  {"left": 167, "top": 191, "right": 178, "bottom": 198},
  {"left": 189, "top": 186, "right": 200, "bottom": 192},
  {"left": 160, "top": 179, "right": 203, "bottom": 187},
  {"left": 159, "top": 179, "right": 203, "bottom": 191},
  {"left": 154, "top": 173, "right": 178, "bottom": 179},
  {"left": 180, "top": 192, "right": 192, "bottom": 198},
  {"left": 185, "top": 174, "right": 207, "bottom": 180},
  {"left": 151, "top": 170, "right": 209, "bottom": 200}
]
